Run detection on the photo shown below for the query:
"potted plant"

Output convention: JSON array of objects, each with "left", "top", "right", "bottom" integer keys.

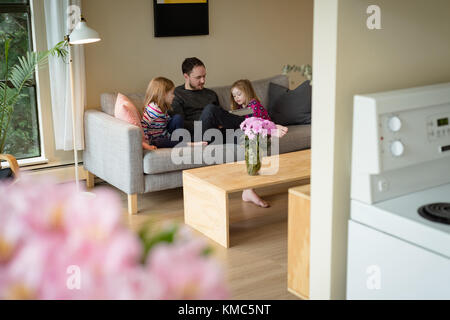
[
  {"left": 282, "top": 64, "right": 312, "bottom": 84},
  {"left": 0, "top": 36, "right": 67, "bottom": 171}
]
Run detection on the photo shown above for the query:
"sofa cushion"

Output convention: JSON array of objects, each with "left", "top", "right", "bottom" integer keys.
[
  {"left": 212, "top": 85, "right": 232, "bottom": 111},
  {"left": 113, "top": 93, "right": 156, "bottom": 151},
  {"left": 211, "top": 75, "right": 289, "bottom": 111},
  {"left": 114, "top": 93, "right": 142, "bottom": 127},
  {"left": 142, "top": 124, "right": 310, "bottom": 175},
  {"left": 100, "top": 75, "right": 288, "bottom": 115},
  {"left": 144, "top": 170, "right": 183, "bottom": 193},
  {"left": 279, "top": 124, "right": 311, "bottom": 153},
  {"left": 102, "top": 92, "right": 146, "bottom": 117},
  {"left": 268, "top": 81, "right": 312, "bottom": 126},
  {"left": 143, "top": 144, "right": 245, "bottom": 175}
]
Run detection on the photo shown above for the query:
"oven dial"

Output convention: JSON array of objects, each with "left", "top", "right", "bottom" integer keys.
[
  {"left": 390, "top": 140, "right": 404, "bottom": 157},
  {"left": 388, "top": 116, "right": 402, "bottom": 132}
]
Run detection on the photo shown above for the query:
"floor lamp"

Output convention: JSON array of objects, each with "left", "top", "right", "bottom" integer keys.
[{"left": 65, "top": 17, "right": 101, "bottom": 191}]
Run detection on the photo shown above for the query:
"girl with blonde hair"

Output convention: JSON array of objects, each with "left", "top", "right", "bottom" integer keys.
[
  {"left": 230, "top": 79, "right": 288, "bottom": 208},
  {"left": 142, "top": 77, "right": 205, "bottom": 148},
  {"left": 230, "top": 79, "right": 271, "bottom": 120}
]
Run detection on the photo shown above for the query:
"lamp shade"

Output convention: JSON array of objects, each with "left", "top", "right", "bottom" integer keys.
[{"left": 69, "top": 19, "right": 101, "bottom": 45}]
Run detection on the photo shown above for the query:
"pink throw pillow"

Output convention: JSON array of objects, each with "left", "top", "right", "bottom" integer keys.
[{"left": 114, "top": 93, "right": 157, "bottom": 151}]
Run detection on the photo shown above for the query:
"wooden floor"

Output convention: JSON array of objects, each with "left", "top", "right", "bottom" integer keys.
[{"left": 94, "top": 182, "right": 300, "bottom": 300}]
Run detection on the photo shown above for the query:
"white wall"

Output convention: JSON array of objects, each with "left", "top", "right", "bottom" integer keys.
[
  {"left": 22, "top": 0, "right": 313, "bottom": 170},
  {"left": 309, "top": 0, "right": 337, "bottom": 300},
  {"left": 310, "top": 0, "right": 450, "bottom": 299},
  {"left": 82, "top": 0, "right": 314, "bottom": 108}
]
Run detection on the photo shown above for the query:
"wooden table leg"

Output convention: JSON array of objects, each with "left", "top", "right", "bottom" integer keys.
[
  {"left": 183, "top": 174, "right": 230, "bottom": 248},
  {"left": 86, "top": 171, "right": 95, "bottom": 189},
  {"left": 288, "top": 185, "right": 311, "bottom": 299},
  {"left": 128, "top": 194, "right": 138, "bottom": 215}
]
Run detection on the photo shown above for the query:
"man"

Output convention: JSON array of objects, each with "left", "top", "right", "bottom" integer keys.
[
  {"left": 171, "top": 57, "right": 245, "bottom": 139},
  {"left": 171, "top": 57, "right": 272, "bottom": 208}
]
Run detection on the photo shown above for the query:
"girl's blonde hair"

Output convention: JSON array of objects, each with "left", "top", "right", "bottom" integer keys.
[
  {"left": 230, "top": 79, "right": 260, "bottom": 110},
  {"left": 144, "top": 77, "right": 175, "bottom": 113}
]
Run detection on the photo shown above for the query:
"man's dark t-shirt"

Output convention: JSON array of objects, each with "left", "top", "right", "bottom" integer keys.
[{"left": 171, "top": 85, "right": 219, "bottom": 134}]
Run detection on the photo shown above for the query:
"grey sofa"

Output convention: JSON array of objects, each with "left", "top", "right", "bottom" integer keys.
[{"left": 83, "top": 75, "right": 311, "bottom": 214}]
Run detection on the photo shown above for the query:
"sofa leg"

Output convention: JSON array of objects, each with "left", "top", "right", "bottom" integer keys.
[
  {"left": 128, "top": 194, "right": 138, "bottom": 215},
  {"left": 86, "top": 171, "right": 95, "bottom": 189}
]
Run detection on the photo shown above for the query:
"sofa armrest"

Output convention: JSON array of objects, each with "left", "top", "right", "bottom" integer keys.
[{"left": 83, "top": 110, "right": 144, "bottom": 194}]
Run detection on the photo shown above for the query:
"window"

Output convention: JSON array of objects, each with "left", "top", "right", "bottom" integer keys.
[{"left": 0, "top": 0, "right": 41, "bottom": 160}]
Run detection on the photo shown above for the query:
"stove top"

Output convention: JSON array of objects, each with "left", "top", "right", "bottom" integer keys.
[
  {"left": 419, "top": 203, "right": 450, "bottom": 225},
  {"left": 351, "top": 183, "right": 450, "bottom": 258}
]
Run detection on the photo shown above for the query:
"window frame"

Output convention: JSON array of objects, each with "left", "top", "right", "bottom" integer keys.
[
  {"left": 2, "top": 0, "right": 83, "bottom": 171},
  {"left": 0, "top": 0, "right": 45, "bottom": 164}
]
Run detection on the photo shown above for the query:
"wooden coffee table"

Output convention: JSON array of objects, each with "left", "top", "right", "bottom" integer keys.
[{"left": 183, "top": 150, "right": 311, "bottom": 248}]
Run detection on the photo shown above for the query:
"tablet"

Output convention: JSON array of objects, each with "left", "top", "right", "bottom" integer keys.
[{"left": 229, "top": 108, "right": 253, "bottom": 116}]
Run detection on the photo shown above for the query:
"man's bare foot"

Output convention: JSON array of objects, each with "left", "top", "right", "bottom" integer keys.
[
  {"left": 187, "top": 141, "right": 208, "bottom": 147},
  {"left": 242, "top": 189, "right": 270, "bottom": 208},
  {"left": 273, "top": 125, "right": 288, "bottom": 138}
]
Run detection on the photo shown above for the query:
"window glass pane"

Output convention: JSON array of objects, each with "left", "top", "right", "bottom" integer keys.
[
  {"left": 3, "top": 86, "right": 41, "bottom": 159},
  {"left": 0, "top": 1, "right": 28, "bottom": 4},
  {"left": 0, "top": 11, "right": 31, "bottom": 79},
  {"left": 0, "top": 0, "right": 40, "bottom": 161}
]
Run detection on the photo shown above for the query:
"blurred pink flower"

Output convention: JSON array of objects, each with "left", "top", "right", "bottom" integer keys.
[
  {"left": 0, "top": 177, "right": 228, "bottom": 300},
  {"left": 147, "top": 238, "right": 228, "bottom": 300}
]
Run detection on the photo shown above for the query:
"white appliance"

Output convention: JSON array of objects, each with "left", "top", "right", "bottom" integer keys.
[{"left": 347, "top": 82, "right": 450, "bottom": 299}]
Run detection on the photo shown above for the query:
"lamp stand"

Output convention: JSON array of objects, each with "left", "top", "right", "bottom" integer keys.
[
  {"left": 68, "top": 43, "right": 80, "bottom": 192},
  {"left": 64, "top": 15, "right": 101, "bottom": 192}
]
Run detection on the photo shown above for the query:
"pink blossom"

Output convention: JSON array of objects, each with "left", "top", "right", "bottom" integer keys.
[
  {"left": 0, "top": 177, "right": 229, "bottom": 300},
  {"left": 240, "top": 117, "right": 277, "bottom": 139},
  {"left": 0, "top": 211, "right": 25, "bottom": 265},
  {"left": 147, "top": 239, "right": 229, "bottom": 300},
  {"left": 1, "top": 233, "right": 65, "bottom": 299},
  {"left": 246, "top": 130, "right": 256, "bottom": 141},
  {"left": 0, "top": 177, "right": 72, "bottom": 235},
  {"left": 103, "top": 267, "right": 164, "bottom": 300}
]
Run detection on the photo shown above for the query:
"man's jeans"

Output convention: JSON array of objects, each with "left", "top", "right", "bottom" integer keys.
[{"left": 199, "top": 104, "right": 245, "bottom": 143}]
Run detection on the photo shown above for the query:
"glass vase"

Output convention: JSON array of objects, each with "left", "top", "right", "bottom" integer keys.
[{"left": 245, "top": 135, "right": 261, "bottom": 176}]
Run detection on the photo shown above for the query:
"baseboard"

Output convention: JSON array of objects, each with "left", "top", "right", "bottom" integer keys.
[{"left": 24, "top": 163, "right": 88, "bottom": 184}]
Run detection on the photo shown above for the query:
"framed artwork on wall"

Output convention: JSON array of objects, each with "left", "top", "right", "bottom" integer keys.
[{"left": 153, "top": 0, "right": 209, "bottom": 37}]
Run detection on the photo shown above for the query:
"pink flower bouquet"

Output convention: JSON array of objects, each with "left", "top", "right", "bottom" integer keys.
[
  {"left": 240, "top": 118, "right": 277, "bottom": 175},
  {"left": 239, "top": 117, "right": 277, "bottom": 140},
  {"left": 0, "top": 177, "right": 228, "bottom": 300}
]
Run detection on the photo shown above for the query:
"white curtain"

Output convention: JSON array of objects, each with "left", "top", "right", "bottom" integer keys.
[{"left": 44, "top": 0, "right": 86, "bottom": 151}]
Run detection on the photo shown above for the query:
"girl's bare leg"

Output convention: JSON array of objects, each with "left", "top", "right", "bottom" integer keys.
[
  {"left": 187, "top": 141, "right": 208, "bottom": 146},
  {"left": 242, "top": 188, "right": 270, "bottom": 208}
]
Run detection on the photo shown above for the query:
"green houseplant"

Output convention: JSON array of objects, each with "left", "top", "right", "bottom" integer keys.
[
  {"left": 0, "top": 36, "right": 67, "bottom": 160},
  {"left": 282, "top": 64, "right": 312, "bottom": 84}
]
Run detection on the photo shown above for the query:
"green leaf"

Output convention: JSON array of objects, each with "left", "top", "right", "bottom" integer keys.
[
  {"left": 202, "top": 247, "right": 214, "bottom": 257},
  {"left": 282, "top": 64, "right": 312, "bottom": 78},
  {"left": 1, "top": 38, "right": 66, "bottom": 153},
  {"left": 138, "top": 222, "right": 179, "bottom": 264},
  {"left": 0, "top": 83, "right": 19, "bottom": 114}
]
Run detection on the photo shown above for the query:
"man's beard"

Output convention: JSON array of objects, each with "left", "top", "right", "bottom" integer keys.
[{"left": 189, "top": 80, "right": 203, "bottom": 90}]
